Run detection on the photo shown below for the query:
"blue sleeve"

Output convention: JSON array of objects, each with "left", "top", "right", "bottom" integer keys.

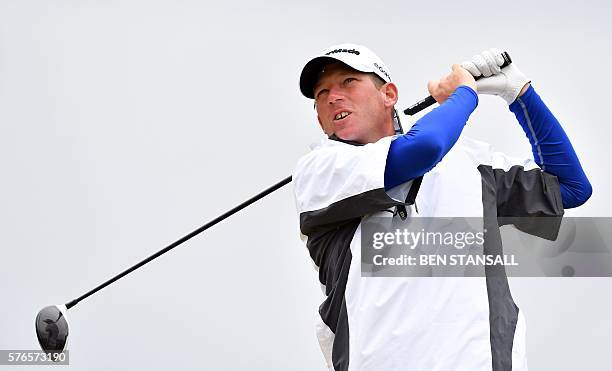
[
  {"left": 384, "top": 85, "right": 478, "bottom": 191},
  {"left": 509, "top": 85, "right": 592, "bottom": 209}
]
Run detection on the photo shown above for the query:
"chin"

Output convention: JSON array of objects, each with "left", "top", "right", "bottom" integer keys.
[
  {"left": 336, "top": 131, "right": 361, "bottom": 142},
  {"left": 336, "top": 118, "right": 370, "bottom": 142},
  {"left": 334, "top": 126, "right": 361, "bottom": 142}
]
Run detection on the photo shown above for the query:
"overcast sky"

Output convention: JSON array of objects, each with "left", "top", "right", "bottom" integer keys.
[{"left": 1, "top": 1, "right": 611, "bottom": 370}]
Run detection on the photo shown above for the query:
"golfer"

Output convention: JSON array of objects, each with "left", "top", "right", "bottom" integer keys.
[{"left": 293, "top": 43, "right": 591, "bottom": 371}]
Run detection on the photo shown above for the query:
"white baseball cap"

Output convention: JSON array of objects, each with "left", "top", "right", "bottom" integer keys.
[{"left": 299, "top": 43, "right": 393, "bottom": 99}]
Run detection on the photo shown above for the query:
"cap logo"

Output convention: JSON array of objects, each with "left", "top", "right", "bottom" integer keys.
[
  {"left": 373, "top": 62, "right": 391, "bottom": 80},
  {"left": 325, "top": 48, "right": 360, "bottom": 56}
]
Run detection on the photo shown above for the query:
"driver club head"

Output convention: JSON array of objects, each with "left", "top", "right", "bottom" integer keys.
[{"left": 35, "top": 305, "right": 69, "bottom": 355}]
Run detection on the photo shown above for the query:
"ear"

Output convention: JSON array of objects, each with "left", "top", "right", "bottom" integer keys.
[{"left": 381, "top": 82, "right": 399, "bottom": 109}]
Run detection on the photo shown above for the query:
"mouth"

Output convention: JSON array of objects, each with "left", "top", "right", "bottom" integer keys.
[{"left": 333, "top": 111, "right": 352, "bottom": 122}]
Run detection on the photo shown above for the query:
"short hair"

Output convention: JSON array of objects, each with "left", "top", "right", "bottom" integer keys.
[{"left": 369, "top": 73, "right": 387, "bottom": 89}]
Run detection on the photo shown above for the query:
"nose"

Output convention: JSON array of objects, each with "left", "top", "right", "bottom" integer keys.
[{"left": 326, "top": 86, "right": 345, "bottom": 105}]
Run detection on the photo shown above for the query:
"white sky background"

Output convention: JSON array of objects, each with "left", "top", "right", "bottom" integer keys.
[{"left": 0, "top": 0, "right": 611, "bottom": 370}]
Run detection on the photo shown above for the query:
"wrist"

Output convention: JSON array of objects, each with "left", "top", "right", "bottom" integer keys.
[
  {"left": 457, "top": 84, "right": 478, "bottom": 97},
  {"left": 518, "top": 82, "right": 531, "bottom": 98},
  {"left": 452, "top": 85, "right": 479, "bottom": 110}
]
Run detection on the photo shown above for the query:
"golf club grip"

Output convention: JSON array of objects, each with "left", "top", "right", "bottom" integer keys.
[{"left": 403, "top": 51, "right": 512, "bottom": 116}]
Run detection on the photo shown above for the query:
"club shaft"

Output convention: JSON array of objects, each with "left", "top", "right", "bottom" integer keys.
[
  {"left": 403, "top": 51, "right": 512, "bottom": 116},
  {"left": 65, "top": 175, "right": 293, "bottom": 310}
]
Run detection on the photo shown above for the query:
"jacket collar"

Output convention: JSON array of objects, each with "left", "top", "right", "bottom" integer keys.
[{"left": 328, "top": 134, "right": 365, "bottom": 147}]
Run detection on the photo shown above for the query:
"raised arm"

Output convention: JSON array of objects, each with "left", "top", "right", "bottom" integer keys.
[
  {"left": 384, "top": 85, "right": 478, "bottom": 190},
  {"left": 385, "top": 64, "right": 478, "bottom": 190},
  {"left": 509, "top": 84, "right": 592, "bottom": 208},
  {"left": 462, "top": 48, "right": 592, "bottom": 208}
]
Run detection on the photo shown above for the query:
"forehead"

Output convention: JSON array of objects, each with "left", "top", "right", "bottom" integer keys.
[{"left": 313, "top": 62, "right": 364, "bottom": 90}]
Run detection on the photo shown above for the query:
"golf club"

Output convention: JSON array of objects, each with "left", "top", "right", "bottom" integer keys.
[
  {"left": 35, "top": 52, "right": 510, "bottom": 356},
  {"left": 35, "top": 175, "right": 292, "bottom": 355},
  {"left": 403, "top": 51, "right": 512, "bottom": 115}
]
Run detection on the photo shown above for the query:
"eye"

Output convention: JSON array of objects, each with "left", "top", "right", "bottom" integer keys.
[
  {"left": 315, "top": 89, "right": 329, "bottom": 100},
  {"left": 344, "top": 77, "right": 356, "bottom": 85}
]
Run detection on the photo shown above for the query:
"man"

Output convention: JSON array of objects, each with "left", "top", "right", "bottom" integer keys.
[{"left": 293, "top": 43, "right": 591, "bottom": 371}]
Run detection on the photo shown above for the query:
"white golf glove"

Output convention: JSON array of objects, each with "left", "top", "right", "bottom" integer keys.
[{"left": 461, "top": 48, "right": 531, "bottom": 105}]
